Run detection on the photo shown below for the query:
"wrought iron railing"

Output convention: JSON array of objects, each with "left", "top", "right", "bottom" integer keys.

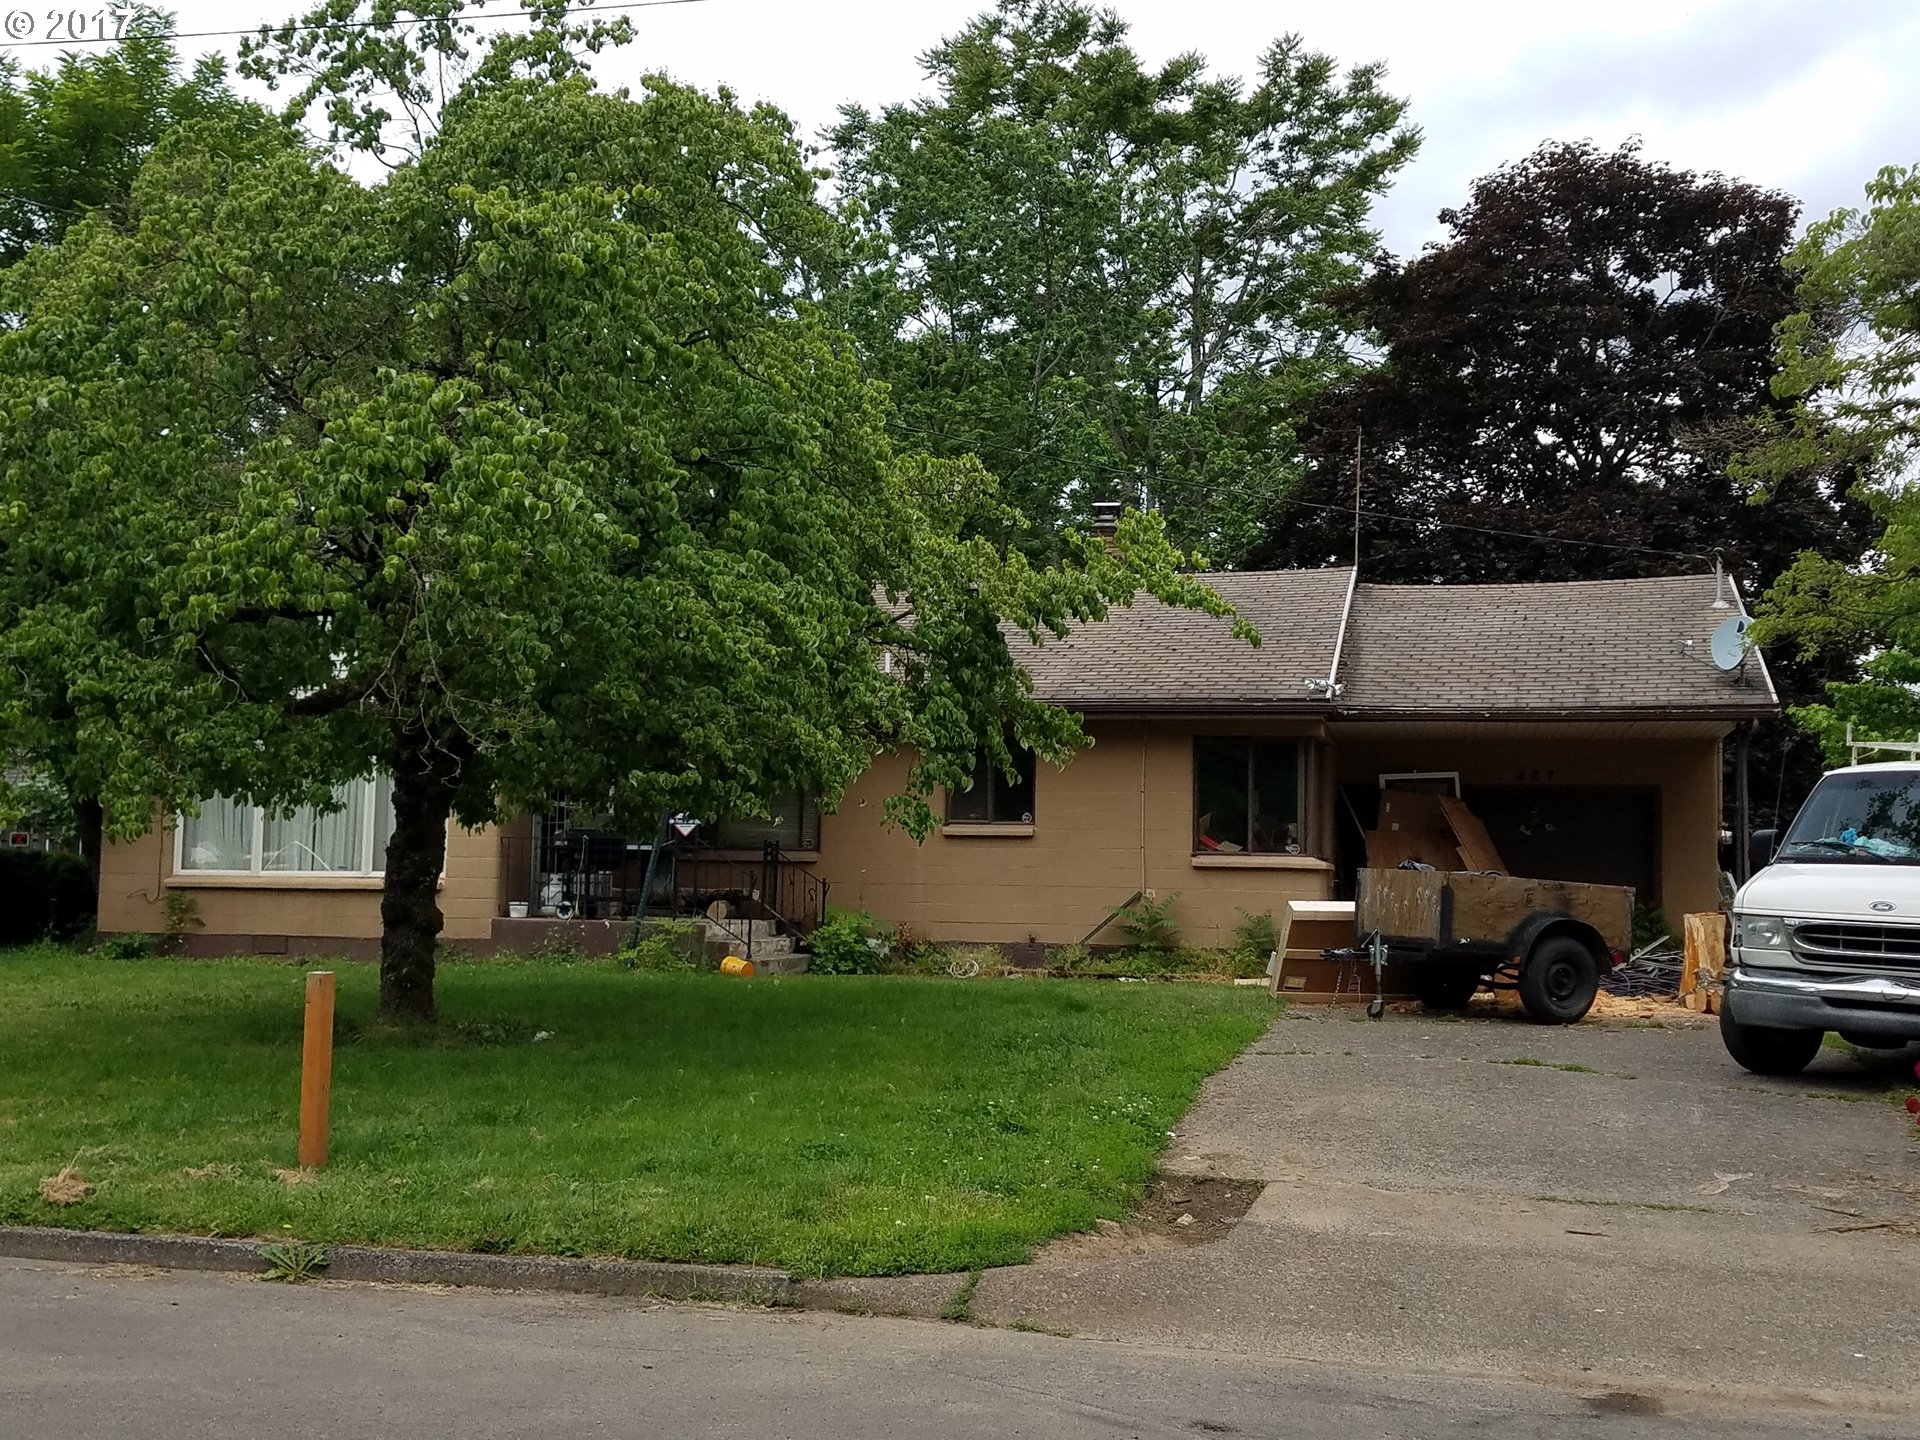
[{"left": 498, "top": 832, "right": 829, "bottom": 954}]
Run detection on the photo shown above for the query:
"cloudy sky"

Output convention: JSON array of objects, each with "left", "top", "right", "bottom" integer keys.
[{"left": 9, "top": 0, "right": 1918, "bottom": 254}]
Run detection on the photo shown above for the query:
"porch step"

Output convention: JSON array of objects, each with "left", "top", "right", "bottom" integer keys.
[{"left": 699, "top": 920, "right": 810, "bottom": 976}]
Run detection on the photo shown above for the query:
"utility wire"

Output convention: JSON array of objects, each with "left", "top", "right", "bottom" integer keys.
[
  {"left": 0, "top": 0, "right": 706, "bottom": 48},
  {"left": 888, "top": 419, "right": 1718, "bottom": 566}
]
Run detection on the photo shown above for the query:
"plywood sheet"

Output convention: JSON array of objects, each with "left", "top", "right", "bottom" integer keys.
[
  {"left": 1439, "top": 796, "right": 1507, "bottom": 874},
  {"left": 1356, "top": 867, "right": 1634, "bottom": 953},
  {"left": 1377, "top": 791, "right": 1449, "bottom": 833},
  {"left": 1444, "top": 871, "right": 1634, "bottom": 953},
  {"left": 1356, "top": 867, "right": 1445, "bottom": 939},
  {"left": 1363, "top": 828, "right": 1459, "bottom": 870}
]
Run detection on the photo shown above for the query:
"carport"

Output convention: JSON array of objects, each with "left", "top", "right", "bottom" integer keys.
[{"left": 1325, "top": 578, "right": 1777, "bottom": 919}]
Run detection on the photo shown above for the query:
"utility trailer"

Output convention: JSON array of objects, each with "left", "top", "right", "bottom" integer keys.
[{"left": 1347, "top": 867, "right": 1633, "bottom": 1023}]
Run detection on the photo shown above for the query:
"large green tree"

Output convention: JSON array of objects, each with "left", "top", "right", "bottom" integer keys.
[
  {"left": 1748, "top": 164, "right": 1920, "bottom": 759},
  {"left": 833, "top": 0, "right": 1417, "bottom": 562},
  {"left": 1255, "top": 141, "right": 1870, "bottom": 592},
  {"left": 1252, "top": 141, "right": 1874, "bottom": 832},
  {"left": 0, "top": 8, "right": 260, "bottom": 884},
  {"left": 0, "top": 5, "right": 244, "bottom": 265},
  {"left": 0, "top": 3, "right": 1240, "bottom": 1017}
]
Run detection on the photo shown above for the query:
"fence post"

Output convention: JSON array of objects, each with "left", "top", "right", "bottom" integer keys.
[{"left": 297, "top": 971, "right": 335, "bottom": 1169}]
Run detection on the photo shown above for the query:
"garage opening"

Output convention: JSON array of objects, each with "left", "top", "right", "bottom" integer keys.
[
  {"left": 1463, "top": 785, "right": 1660, "bottom": 904},
  {"left": 1334, "top": 780, "right": 1661, "bottom": 908}
]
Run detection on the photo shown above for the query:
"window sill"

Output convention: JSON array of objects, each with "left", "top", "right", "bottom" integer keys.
[
  {"left": 1190, "top": 854, "right": 1331, "bottom": 871},
  {"left": 166, "top": 872, "right": 392, "bottom": 890},
  {"left": 940, "top": 823, "right": 1035, "bottom": 839}
]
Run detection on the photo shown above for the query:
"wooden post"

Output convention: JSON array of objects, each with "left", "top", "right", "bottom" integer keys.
[{"left": 298, "top": 971, "right": 335, "bottom": 1169}]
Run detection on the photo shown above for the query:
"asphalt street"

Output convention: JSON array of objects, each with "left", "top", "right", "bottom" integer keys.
[{"left": 3, "top": 1256, "right": 1914, "bottom": 1439}]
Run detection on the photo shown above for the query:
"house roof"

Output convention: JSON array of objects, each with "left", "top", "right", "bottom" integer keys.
[
  {"left": 1020, "top": 567, "right": 1354, "bottom": 712},
  {"left": 1339, "top": 575, "right": 1776, "bottom": 719},
  {"left": 1019, "top": 568, "right": 1776, "bottom": 720}
]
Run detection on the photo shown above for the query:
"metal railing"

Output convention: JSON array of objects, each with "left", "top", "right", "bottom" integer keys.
[{"left": 497, "top": 833, "right": 830, "bottom": 954}]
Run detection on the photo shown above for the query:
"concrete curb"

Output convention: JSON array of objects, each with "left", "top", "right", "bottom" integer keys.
[{"left": 0, "top": 1226, "right": 793, "bottom": 1304}]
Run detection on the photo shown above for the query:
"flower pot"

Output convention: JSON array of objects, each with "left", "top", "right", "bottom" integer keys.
[{"left": 507, "top": 901, "right": 529, "bottom": 920}]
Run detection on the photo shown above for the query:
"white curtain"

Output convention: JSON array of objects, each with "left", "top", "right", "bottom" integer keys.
[
  {"left": 370, "top": 772, "right": 396, "bottom": 870},
  {"left": 265, "top": 782, "right": 372, "bottom": 872},
  {"left": 179, "top": 796, "right": 253, "bottom": 871}
]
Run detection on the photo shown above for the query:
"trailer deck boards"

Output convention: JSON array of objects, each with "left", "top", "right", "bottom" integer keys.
[{"left": 1356, "top": 867, "right": 1634, "bottom": 955}]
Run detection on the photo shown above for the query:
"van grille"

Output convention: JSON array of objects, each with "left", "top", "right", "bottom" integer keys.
[{"left": 1791, "top": 921, "right": 1920, "bottom": 970}]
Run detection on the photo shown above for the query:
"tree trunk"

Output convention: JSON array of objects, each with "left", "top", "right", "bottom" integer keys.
[
  {"left": 73, "top": 794, "right": 104, "bottom": 912},
  {"left": 378, "top": 731, "right": 464, "bottom": 1022}
]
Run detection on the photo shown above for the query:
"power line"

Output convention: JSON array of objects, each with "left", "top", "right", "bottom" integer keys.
[
  {"left": 0, "top": 0, "right": 707, "bottom": 49},
  {"left": 888, "top": 419, "right": 1717, "bottom": 566}
]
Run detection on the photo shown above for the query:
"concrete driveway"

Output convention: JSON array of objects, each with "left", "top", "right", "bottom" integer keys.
[{"left": 973, "top": 1008, "right": 1920, "bottom": 1414}]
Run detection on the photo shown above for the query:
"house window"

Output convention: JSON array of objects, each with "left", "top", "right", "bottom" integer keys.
[
  {"left": 1194, "top": 737, "right": 1305, "bottom": 854},
  {"left": 947, "top": 745, "right": 1035, "bottom": 824},
  {"left": 708, "top": 789, "right": 821, "bottom": 852},
  {"left": 176, "top": 776, "right": 396, "bottom": 875}
]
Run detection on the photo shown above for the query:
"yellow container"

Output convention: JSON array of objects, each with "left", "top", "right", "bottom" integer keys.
[{"left": 718, "top": 955, "right": 756, "bottom": 977}]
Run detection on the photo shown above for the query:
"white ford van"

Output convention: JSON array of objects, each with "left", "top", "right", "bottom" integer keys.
[{"left": 1722, "top": 762, "right": 1920, "bottom": 1073}]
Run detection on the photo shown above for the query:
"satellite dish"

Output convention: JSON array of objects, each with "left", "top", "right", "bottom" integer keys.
[{"left": 1709, "top": 615, "right": 1751, "bottom": 672}]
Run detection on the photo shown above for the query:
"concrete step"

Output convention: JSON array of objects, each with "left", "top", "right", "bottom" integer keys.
[{"left": 699, "top": 922, "right": 810, "bottom": 975}]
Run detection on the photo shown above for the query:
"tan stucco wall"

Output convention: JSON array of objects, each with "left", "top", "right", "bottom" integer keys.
[
  {"left": 1331, "top": 728, "right": 1725, "bottom": 920},
  {"left": 814, "top": 718, "right": 1337, "bottom": 949},
  {"left": 98, "top": 821, "right": 506, "bottom": 943},
  {"left": 95, "top": 721, "right": 1726, "bottom": 950}
]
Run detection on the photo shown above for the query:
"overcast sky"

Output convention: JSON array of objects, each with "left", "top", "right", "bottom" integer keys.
[{"left": 9, "top": 0, "right": 1918, "bottom": 255}]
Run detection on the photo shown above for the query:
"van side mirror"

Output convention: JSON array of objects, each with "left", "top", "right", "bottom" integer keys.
[{"left": 1748, "top": 828, "right": 1779, "bottom": 873}]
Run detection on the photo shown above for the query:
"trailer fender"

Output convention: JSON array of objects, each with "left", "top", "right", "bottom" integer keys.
[{"left": 1505, "top": 911, "right": 1613, "bottom": 972}]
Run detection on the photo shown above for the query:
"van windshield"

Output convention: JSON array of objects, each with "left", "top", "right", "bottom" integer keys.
[{"left": 1778, "top": 770, "right": 1920, "bottom": 864}]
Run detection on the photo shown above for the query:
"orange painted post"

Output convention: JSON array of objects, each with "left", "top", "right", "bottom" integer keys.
[{"left": 297, "top": 971, "right": 336, "bottom": 1169}]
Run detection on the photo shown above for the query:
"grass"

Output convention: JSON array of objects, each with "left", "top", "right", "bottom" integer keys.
[{"left": 0, "top": 945, "right": 1270, "bottom": 1277}]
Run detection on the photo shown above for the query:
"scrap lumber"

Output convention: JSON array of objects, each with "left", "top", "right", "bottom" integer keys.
[
  {"left": 1363, "top": 827, "right": 1457, "bottom": 870},
  {"left": 1439, "top": 796, "right": 1507, "bottom": 874}
]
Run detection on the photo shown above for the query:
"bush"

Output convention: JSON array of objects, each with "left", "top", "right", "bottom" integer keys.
[
  {"left": 1232, "top": 909, "right": 1280, "bottom": 959},
  {"left": 91, "top": 932, "right": 158, "bottom": 961},
  {"left": 1631, "top": 903, "right": 1675, "bottom": 953},
  {"left": 619, "top": 921, "right": 703, "bottom": 973},
  {"left": 809, "top": 909, "right": 883, "bottom": 975},
  {"left": 1109, "top": 891, "right": 1180, "bottom": 952},
  {"left": 0, "top": 848, "right": 94, "bottom": 945}
]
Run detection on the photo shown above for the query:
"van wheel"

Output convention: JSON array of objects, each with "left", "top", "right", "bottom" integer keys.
[
  {"left": 1411, "top": 963, "right": 1481, "bottom": 1012},
  {"left": 1720, "top": 1012, "right": 1823, "bottom": 1075},
  {"left": 1518, "top": 937, "right": 1599, "bottom": 1024}
]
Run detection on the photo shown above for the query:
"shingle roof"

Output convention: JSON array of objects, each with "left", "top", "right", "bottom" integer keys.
[
  {"left": 1014, "top": 568, "right": 1776, "bottom": 718},
  {"left": 1020, "top": 567, "right": 1354, "bottom": 711},
  {"left": 1338, "top": 575, "right": 1775, "bottom": 717}
]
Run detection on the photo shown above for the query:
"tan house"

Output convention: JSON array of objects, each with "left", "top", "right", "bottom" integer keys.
[{"left": 99, "top": 569, "right": 1775, "bottom": 955}]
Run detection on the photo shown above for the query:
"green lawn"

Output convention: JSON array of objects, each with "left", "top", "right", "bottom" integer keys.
[{"left": 0, "top": 947, "right": 1271, "bottom": 1276}]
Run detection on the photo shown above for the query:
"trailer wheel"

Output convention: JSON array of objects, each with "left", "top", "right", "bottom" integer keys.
[
  {"left": 1518, "top": 936, "right": 1599, "bottom": 1024},
  {"left": 1411, "top": 963, "right": 1481, "bottom": 1012}
]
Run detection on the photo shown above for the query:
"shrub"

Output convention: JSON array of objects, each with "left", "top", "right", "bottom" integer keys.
[
  {"left": 619, "top": 922, "right": 703, "bottom": 973},
  {"left": 0, "top": 848, "right": 94, "bottom": 945},
  {"left": 1631, "top": 903, "right": 1675, "bottom": 953},
  {"left": 1109, "top": 891, "right": 1180, "bottom": 953},
  {"left": 810, "top": 909, "right": 882, "bottom": 975},
  {"left": 91, "top": 932, "right": 158, "bottom": 961},
  {"left": 1232, "top": 909, "right": 1280, "bottom": 959}
]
